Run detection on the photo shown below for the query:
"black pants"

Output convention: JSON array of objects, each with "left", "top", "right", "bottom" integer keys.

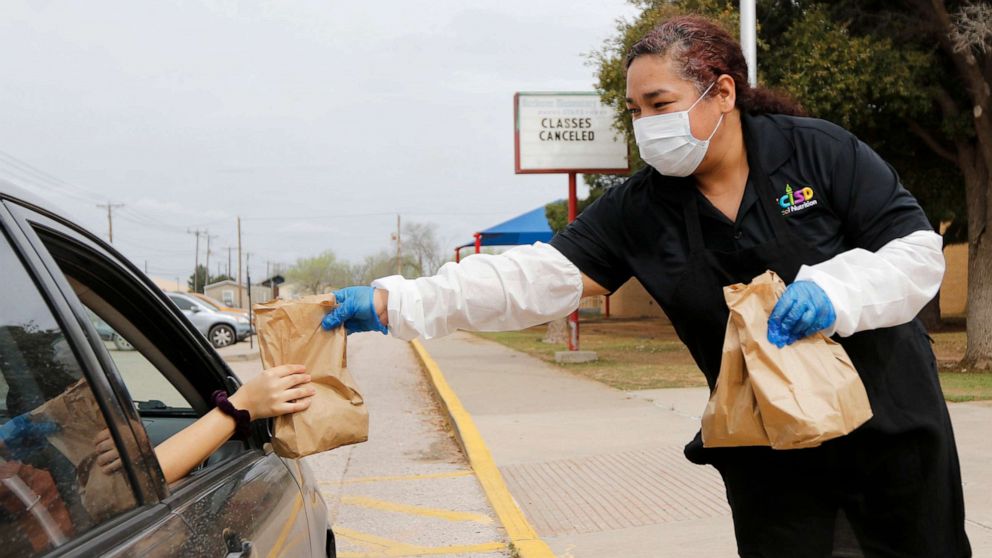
[{"left": 712, "top": 431, "right": 971, "bottom": 558}]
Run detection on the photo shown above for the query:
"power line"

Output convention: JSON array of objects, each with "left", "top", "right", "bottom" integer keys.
[
  {"left": 238, "top": 210, "right": 512, "bottom": 222},
  {"left": 0, "top": 149, "right": 106, "bottom": 201},
  {"left": 0, "top": 150, "right": 233, "bottom": 237}
]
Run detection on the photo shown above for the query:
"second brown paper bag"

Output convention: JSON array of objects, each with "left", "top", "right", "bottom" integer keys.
[
  {"left": 31, "top": 379, "right": 135, "bottom": 522},
  {"left": 702, "top": 270, "right": 872, "bottom": 450},
  {"left": 255, "top": 294, "right": 368, "bottom": 458}
]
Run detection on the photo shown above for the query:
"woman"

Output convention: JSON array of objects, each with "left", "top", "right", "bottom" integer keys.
[{"left": 322, "top": 15, "right": 969, "bottom": 557}]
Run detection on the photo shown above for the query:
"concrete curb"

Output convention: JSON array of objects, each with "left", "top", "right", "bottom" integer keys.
[
  {"left": 220, "top": 351, "right": 260, "bottom": 363},
  {"left": 410, "top": 339, "right": 555, "bottom": 558}
]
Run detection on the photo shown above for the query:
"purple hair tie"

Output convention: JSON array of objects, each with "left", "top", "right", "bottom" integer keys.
[{"left": 211, "top": 390, "right": 251, "bottom": 438}]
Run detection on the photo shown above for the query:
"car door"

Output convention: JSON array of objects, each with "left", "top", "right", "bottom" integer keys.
[
  {"left": 0, "top": 200, "right": 192, "bottom": 557},
  {"left": 2, "top": 197, "right": 315, "bottom": 557}
]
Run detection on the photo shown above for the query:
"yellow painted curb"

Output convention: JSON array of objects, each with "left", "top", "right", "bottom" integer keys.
[{"left": 410, "top": 339, "right": 555, "bottom": 558}]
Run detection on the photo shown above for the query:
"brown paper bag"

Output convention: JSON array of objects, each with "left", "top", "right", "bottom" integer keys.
[
  {"left": 254, "top": 294, "right": 368, "bottom": 458},
  {"left": 30, "top": 379, "right": 136, "bottom": 522},
  {"left": 702, "top": 270, "right": 873, "bottom": 450},
  {"left": 700, "top": 318, "right": 770, "bottom": 447}
]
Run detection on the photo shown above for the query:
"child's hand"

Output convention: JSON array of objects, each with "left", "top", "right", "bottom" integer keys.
[{"left": 230, "top": 364, "right": 315, "bottom": 420}]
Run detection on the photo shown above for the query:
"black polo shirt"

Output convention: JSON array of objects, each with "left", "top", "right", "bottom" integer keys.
[{"left": 550, "top": 113, "right": 932, "bottom": 298}]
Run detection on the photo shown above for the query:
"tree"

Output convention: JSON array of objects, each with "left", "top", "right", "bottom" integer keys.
[
  {"left": 402, "top": 221, "right": 447, "bottom": 276},
  {"left": 591, "top": 0, "right": 992, "bottom": 369},
  {"left": 188, "top": 265, "right": 208, "bottom": 293},
  {"left": 284, "top": 251, "right": 352, "bottom": 295},
  {"left": 187, "top": 266, "right": 235, "bottom": 293},
  {"left": 546, "top": 174, "right": 628, "bottom": 233},
  {"left": 350, "top": 248, "right": 436, "bottom": 284}
]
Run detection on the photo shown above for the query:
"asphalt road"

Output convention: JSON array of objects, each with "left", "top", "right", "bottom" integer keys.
[{"left": 228, "top": 334, "right": 510, "bottom": 558}]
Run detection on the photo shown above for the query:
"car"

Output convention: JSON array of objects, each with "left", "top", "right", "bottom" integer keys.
[
  {"left": 188, "top": 292, "right": 255, "bottom": 334},
  {"left": 165, "top": 292, "right": 251, "bottom": 349},
  {"left": 0, "top": 180, "right": 336, "bottom": 557},
  {"left": 85, "top": 307, "right": 136, "bottom": 351},
  {"left": 189, "top": 292, "right": 245, "bottom": 317}
]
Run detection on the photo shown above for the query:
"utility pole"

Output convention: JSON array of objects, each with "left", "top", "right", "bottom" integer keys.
[
  {"left": 246, "top": 252, "right": 253, "bottom": 349},
  {"left": 226, "top": 246, "right": 232, "bottom": 277},
  {"left": 96, "top": 202, "right": 125, "bottom": 244},
  {"left": 740, "top": 0, "right": 757, "bottom": 86},
  {"left": 266, "top": 260, "right": 273, "bottom": 300},
  {"left": 237, "top": 217, "right": 243, "bottom": 308},
  {"left": 204, "top": 231, "right": 218, "bottom": 290},
  {"left": 187, "top": 229, "right": 202, "bottom": 293},
  {"left": 144, "top": 260, "right": 148, "bottom": 275}
]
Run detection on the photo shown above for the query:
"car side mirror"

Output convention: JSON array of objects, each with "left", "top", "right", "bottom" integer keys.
[{"left": 191, "top": 306, "right": 202, "bottom": 313}]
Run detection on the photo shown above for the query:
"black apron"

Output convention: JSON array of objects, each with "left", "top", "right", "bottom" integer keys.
[{"left": 653, "top": 115, "right": 971, "bottom": 557}]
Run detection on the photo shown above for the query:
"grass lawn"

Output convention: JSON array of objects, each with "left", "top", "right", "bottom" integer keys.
[{"left": 475, "top": 317, "right": 992, "bottom": 402}]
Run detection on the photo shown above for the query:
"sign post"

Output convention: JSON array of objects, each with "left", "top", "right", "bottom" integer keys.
[{"left": 514, "top": 92, "right": 629, "bottom": 353}]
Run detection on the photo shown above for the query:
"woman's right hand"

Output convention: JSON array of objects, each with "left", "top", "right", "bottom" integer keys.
[{"left": 229, "top": 364, "right": 315, "bottom": 420}]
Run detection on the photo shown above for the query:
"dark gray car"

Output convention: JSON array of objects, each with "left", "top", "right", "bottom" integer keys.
[{"left": 0, "top": 181, "right": 335, "bottom": 557}]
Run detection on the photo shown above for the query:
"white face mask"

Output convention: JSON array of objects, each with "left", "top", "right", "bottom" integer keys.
[{"left": 632, "top": 81, "right": 724, "bottom": 177}]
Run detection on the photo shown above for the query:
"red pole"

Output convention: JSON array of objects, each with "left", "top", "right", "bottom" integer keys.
[
  {"left": 455, "top": 247, "right": 461, "bottom": 263},
  {"left": 474, "top": 233, "right": 482, "bottom": 254},
  {"left": 568, "top": 172, "right": 579, "bottom": 351}
]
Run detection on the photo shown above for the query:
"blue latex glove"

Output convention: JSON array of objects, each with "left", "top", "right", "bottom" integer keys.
[
  {"left": 321, "top": 286, "right": 388, "bottom": 335},
  {"left": 767, "top": 280, "right": 836, "bottom": 348},
  {"left": 0, "top": 414, "right": 59, "bottom": 461}
]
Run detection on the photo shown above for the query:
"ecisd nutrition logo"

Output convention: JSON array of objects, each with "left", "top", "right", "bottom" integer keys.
[{"left": 777, "top": 184, "right": 817, "bottom": 215}]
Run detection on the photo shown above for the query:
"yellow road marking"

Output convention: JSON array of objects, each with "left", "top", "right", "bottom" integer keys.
[
  {"left": 334, "top": 527, "right": 422, "bottom": 552},
  {"left": 340, "top": 495, "right": 493, "bottom": 524},
  {"left": 410, "top": 339, "right": 555, "bottom": 558},
  {"left": 328, "top": 470, "right": 474, "bottom": 485},
  {"left": 337, "top": 542, "right": 506, "bottom": 557},
  {"left": 335, "top": 525, "right": 506, "bottom": 558},
  {"left": 267, "top": 493, "right": 304, "bottom": 558}
]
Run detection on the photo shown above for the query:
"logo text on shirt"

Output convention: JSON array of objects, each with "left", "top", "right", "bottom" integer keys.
[{"left": 777, "top": 184, "right": 817, "bottom": 215}]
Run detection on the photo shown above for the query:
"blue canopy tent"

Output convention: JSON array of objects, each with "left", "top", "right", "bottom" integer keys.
[{"left": 455, "top": 204, "right": 556, "bottom": 262}]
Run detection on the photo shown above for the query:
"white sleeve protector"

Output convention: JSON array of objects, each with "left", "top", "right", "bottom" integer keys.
[
  {"left": 371, "top": 242, "right": 583, "bottom": 341},
  {"left": 795, "top": 230, "right": 945, "bottom": 338}
]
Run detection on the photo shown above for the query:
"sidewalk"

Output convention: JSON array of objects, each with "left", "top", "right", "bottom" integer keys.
[{"left": 422, "top": 331, "right": 992, "bottom": 558}]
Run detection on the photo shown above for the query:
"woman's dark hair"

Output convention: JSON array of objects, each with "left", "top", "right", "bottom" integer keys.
[{"left": 625, "top": 15, "right": 805, "bottom": 116}]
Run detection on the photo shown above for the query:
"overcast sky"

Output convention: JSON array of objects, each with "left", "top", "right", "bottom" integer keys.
[{"left": 0, "top": 0, "right": 637, "bottom": 285}]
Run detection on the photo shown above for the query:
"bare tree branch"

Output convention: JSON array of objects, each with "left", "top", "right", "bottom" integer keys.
[
  {"left": 949, "top": 2, "right": 992, "bottom": 55},
  {"left": 935, "top": 85, "right": 961, "bottom": 118},
  {"left": 906, "top": 118, "right": 959, "bottom": 163}
]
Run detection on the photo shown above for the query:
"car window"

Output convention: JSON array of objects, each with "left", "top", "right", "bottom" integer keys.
[
  {"left": 168, "top": 295, "right": 195, "bottom": 311},
  {"left": 28, "top": 226, "right": 256, "bottom": 484},
  {"left": 195, "top": 297, "right": 220, "bottom": 312},
  {"left": 79, "top": 306, "right": 193, "bottom": 413},
  {"left": 0, "top": 229, "right": 138, "bottom": 557}
]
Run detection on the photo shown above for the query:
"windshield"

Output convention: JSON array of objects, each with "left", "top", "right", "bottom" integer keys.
[{"left": 195, "top": 296, "right": 221, "bottom": 311}]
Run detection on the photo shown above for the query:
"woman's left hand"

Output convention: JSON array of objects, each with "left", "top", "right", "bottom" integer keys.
[
  {"left": 767, "top": 281, "right": 836, "bottom": 347},
  {"left": 229, "top": 364, "right": 315, "bottom": 419},
  {"left": 94, "top": 428, "right": 122, "bottom": 474}
]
